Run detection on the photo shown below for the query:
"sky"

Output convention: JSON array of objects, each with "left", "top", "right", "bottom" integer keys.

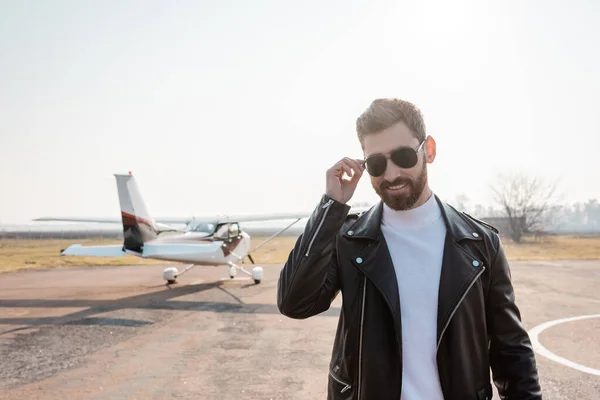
[{"left": 1, "top": 0, "right": 599, "bottom": 224}]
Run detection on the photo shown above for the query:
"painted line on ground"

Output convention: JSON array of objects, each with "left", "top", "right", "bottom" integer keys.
[{"left": 528, "top": 314, "right": 600, "bottom": 376}]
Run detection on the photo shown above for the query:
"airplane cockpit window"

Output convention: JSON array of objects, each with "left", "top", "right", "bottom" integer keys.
[
  {"left": 214, "top": 224, "right": 230, "bottom": 239},
  {"left": 229, "top": 223, "right": 240, "bottom": 237},
  {"left": 191, "top": 223, "right": 216, "bottom": 234},
  {"left": 214, "top": 223, "right": 240, "bottom": 239}
]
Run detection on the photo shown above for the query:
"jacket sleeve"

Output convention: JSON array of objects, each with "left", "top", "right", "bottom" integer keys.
[
  {"left": 487, "top": 236, "right": 543, "bottom": 399},
  {"left": 277, "top": 194, "right": 350, "bottom": 319}
]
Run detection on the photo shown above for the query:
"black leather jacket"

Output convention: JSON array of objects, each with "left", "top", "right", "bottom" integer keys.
[{"left": 277, "top": 194, "right": 542, "bottom": 400}]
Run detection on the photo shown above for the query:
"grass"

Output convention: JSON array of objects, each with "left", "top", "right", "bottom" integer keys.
[
  {"left": 1, "top": 235, "right": 599, "bottom": 274},
  {"left": 501, "top": 235, "right": 600, "bottom": 261},
  {"left": 0, "top": 238, "right": 165, "bottom": 273},
  {"left": 0, "top": 236, "right": 297, "bottom": 274}
]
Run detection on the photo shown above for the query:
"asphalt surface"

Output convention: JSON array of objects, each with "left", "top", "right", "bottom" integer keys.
[{"left": 0, "top": 260, "right": 599, "bottom": 399}]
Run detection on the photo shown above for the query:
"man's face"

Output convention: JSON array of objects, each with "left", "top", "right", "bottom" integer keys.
[{"left": 362, "top": 121, "right": 435, "bottom": 210}]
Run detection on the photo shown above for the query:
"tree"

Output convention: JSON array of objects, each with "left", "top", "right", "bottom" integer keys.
[
  {"left": 490, "top": 171, "right": 561, "bottom": 243},
  {"left": 546, "top": 199, "right": 600, "bottom": 234},
  {"left": 584, "top": 199, "right": 600, "bottom": 230}
]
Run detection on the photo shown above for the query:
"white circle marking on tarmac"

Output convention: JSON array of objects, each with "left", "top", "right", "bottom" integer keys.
[{"left": 528, "top": 314, "right": 600, "bottom": 376}]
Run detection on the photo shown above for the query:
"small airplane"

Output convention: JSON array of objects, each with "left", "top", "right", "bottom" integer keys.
[{"left": 34, "top": 172, "right": 322, "bottom": 285}]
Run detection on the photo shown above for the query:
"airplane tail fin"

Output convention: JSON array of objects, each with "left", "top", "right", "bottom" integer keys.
[{"left": 114, "top": 173, "right": 158, "bottom": 254}]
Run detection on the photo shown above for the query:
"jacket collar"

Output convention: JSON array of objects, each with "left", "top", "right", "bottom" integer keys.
[{"left": 342, "top": 193, "right": 483, "bottom": 243}]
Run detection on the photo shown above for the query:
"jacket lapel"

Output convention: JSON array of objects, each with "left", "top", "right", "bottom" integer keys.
[
  {"left": 435, "top": 198, "right": 487, "bottom": 348},
  {"left": 343, "top": 202, "right": 403, "bottom": 348}
]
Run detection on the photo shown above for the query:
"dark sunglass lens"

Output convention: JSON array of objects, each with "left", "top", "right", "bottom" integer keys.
[
  {"left": 365, "top": 156, "right": 386, "bottom": 177},
  {"left": 391, "top": 148, "right": 418, "bottom": 168}
]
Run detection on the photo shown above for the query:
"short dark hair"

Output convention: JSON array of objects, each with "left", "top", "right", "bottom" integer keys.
[{"left": 356, "top": 98, "right": 426, "bottom": 146}]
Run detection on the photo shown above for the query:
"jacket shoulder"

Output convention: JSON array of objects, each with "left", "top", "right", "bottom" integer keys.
[
  {"left": 461, "top": 212, "right": 500, "bottom": 234},
  {"left": 342, "top": 209, "right": 364, "bottom": 223},
  {"left": 349, "top": 209, "right": 367, "bottom": 218}
]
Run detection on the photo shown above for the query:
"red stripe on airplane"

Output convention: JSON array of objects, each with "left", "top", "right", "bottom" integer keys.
[{"left": 121, "top": 211, "right": 153, "bottom": 228}]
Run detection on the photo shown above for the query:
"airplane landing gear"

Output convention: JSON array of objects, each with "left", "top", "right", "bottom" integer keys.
[
  {"left": 252, "top": 266, "right": 263, "bottom": 284},
  {"left": 228, "top": 262, "right": 263, "bottom": 284},
  {"left": 228, "top": 265, "right": 237, "bottom": 279},
  {"left": 163, "top": 265, "right": 196, "bottom": 284},
  {"left": 163, "top": 267, "right": 178, "bottom": 284},
  {"left": 162, "top": 263, "right": 262, "bottom": 285}
]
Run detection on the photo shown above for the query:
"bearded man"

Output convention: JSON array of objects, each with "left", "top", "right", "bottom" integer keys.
[{"left": 277, "top": 98, "right": 542, "bottom": 400}]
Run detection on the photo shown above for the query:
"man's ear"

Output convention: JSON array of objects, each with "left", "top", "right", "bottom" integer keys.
[{"left": 425, "top": 136, "right": 436, "bottom": 163}]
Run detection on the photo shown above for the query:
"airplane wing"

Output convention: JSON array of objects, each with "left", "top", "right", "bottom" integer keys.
[
  {"left": 205, "top": 212, "right": 314, "bottom": 224},
  {"left": 34, "top": 173, "right": 373, "bottom": 226},
  {"left": 34, "top": 216, "right": 121, "bottom": 223},
  {"left": 34, "top": 207, "right": 371, "bottom": 225},
  {"left": 203, "top": 206, "right": 371, "bottom": 224},
  {"left": 177, "top": 207, "right": 371, "bottom": 224},
  {"left": 33, "top": 213, "right": 314, "bottom": 225},
  {"left": 33, "top": 216, "right": 193, "bottom": 224}
]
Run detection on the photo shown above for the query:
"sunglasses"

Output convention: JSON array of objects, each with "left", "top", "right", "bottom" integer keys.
[{"left": 362, "top": 139, "right": 427, "bottom": 177}]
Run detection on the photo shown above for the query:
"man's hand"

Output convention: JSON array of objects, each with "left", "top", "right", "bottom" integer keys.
[{"left": 326, "top": 157, "right": 365, "bottom": 204}]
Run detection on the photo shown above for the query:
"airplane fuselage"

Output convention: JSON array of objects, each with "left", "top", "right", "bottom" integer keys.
[{"left": 136, "top": 231, "right": 252, "bottom": 266}]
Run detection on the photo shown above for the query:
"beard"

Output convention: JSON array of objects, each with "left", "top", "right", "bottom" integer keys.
[{"left": 373, "top": 164, "right": 428, "bottom": 211}]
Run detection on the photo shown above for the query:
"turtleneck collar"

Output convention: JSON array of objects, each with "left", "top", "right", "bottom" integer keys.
[{"left": 381, "top": 192, "right": 442, "bottom": 231}]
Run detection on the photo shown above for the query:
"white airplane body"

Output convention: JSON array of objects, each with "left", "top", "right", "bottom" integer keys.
[
  {"left": 62, "top": 231, "right": 250, "bottom": 266},
  {"left": 35, "top": 173, "right": 330, "bottom": 284}
]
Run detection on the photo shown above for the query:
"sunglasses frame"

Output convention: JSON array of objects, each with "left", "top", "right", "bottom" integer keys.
[{"left": 362, "top": 137, "right": 428, "bottom": 177}]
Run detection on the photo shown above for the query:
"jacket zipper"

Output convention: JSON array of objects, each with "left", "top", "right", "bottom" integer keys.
[
  {"left": 304, "top": 198, "right": 334, "bottom": 256},
  {"left": 329, "top": 369, "right": 352, "bottom": 393},
  {"left": 437, "top": 266, "right": 486, "bottom": 350},
  {"left": 357, "top": 277, "right": 367, "bottom": 399}
]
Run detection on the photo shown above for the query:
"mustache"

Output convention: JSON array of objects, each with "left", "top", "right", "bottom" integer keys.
[{"left": 380, "top": 177, "right": 413, "bottom": 188}]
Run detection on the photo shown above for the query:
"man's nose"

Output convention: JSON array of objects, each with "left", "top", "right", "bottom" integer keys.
[{"left": 383, "top": 159, "right": 403, "bottom": 182}]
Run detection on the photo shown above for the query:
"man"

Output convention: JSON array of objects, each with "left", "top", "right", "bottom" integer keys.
[{"left": 277, "top": 98, "right": 542, "bottom": 400}]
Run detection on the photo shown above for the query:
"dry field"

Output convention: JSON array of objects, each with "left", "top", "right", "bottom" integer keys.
[
  {"left": 502, "top": 235, "right": 600, "bottom": 260},
  {"left": 1, "top": 234, "right": 599, "bottom": 273},
  {"left": 0, "top": 236, "right": 295, "bottom": 273}
]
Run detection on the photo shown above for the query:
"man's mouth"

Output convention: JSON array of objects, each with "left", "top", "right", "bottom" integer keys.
[{"left": 385, "top": 183, "right": 408, "bottom": 191}]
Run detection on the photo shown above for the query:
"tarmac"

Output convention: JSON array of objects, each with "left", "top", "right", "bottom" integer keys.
[{"left": 0, "top": 260, "right": 599, "bottom": 399}]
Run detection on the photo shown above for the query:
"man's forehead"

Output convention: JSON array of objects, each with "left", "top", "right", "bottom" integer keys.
[{"left": 362, "top": 121, "right": 418, "bottom": 155}]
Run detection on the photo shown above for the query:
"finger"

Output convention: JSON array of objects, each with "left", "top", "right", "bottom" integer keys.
[
  {"left": 341, "top": 163, "right": 353, "bottom": 179},
  {"left": 345, "top": 158, "right": 365, "bottom": 175},
  {"left": 340, "top": 160, "right": 361, "bottom": 182},
  {"left": 329, "top": 158, "right": 361, "bottom": 181},
  {"left": 348, "top": 169, "right": 362, "bottom": 184},
  {"left": 327, "top": 160, "right": 345, "bottom": 178},
  {"left": 355, "top": 158, "right": 366, "bottom": 171},
  {"left": 342, "top": 158, "right": 363, "bottom": 181}
]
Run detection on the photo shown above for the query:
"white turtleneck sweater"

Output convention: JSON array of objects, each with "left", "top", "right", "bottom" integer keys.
[{"left": 380, "top": 192, "right": 446, "bottom": 400}]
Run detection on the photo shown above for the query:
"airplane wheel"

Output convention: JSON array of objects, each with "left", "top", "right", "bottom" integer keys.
[
  {"left": 228, "top": 265, "right": 237, "bottom": 279},
  {"left": 163, "top": 267, "right": 178, "bottom": 283},
  {"left": 252, "top": 266, "right": 264, "bottom": 284}
]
